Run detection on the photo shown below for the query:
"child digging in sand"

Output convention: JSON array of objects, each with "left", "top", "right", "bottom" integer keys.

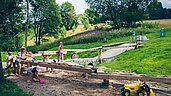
[{"left": 27, "top": 66, "right": 41, "bottom": 83}]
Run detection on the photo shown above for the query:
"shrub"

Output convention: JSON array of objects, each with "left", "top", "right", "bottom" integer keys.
[{"left": 141, "top": 22, "right": 160, "bottom": 29}]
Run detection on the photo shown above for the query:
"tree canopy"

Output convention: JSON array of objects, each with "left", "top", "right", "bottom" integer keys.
[
  {"left": 60, "top": 2, "right": 77, "bottom": 30},
  {"left": 85, "top": 0, "right": 153, "bottom": 28},
  {"left": 30, "top": 0, "right": 62, "bottom": 45},
  {"left": 84, "top": 8, "right": 101, "bottom": 24},
  {"left": 0, "top": 0, "right": 24, "bottom": 51},
  {"left": 147, "top": 1, "right": 171, "bottom": 19}
]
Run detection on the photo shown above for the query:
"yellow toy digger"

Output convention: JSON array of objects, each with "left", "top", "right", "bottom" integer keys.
[{"left": 121, "top": 80, "right": 154, "bottom": 96}]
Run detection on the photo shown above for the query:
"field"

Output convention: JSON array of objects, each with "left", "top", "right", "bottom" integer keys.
[{"left": 144, "top": 19, "right": 171, "bottom": 26}]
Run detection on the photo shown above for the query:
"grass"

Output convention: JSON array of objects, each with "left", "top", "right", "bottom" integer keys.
[
  {"left": 0, "top": 80, "right": 32, "bottom": 96},
  {"left": 1, "top": 52, "right": 18, "bottom": 62},
  {"left": 49, "top": 36, "right": 129, "bottom": 50},
  {"left": 99, "top": 28, "right": 171, "bottom": 76}
]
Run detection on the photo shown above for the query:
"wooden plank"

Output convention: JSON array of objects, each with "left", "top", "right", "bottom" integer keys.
[
  {"left": 90, "top": 74, "right": 171, "bottom": 84},
  {"left": 21, "top": 61, "right": 91, "bottom": 73}
]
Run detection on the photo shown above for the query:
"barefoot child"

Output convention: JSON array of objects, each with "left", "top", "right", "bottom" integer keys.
[
  {"left": 57, "top": 42, "right": 64, "bottom": 62},
  {"left": 27, "top": 66, "right": 41, "bottom": 82}
]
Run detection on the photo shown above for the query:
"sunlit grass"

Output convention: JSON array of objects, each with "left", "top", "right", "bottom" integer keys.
[{"left": 100, "top": 28, "right": 171, "bottom": 76}]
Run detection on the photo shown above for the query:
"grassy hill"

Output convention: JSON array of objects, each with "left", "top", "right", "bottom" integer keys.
[{"left": 100, "top": 25, "right": 171, "bottom": 76}]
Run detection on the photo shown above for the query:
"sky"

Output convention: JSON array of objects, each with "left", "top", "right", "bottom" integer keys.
[
  {"left": 56, "top": 0, "right": 171, "bottom": 15},
  {"left": 55, "top": 0, "right": 89, "bottom": 15}
]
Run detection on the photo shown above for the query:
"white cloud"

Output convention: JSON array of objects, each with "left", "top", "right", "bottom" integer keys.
[
  {"left": 160, "top": 0, "right": 171, "bottom": 8},
  {"left": 56, "top": 0, "right": 89, "bottom": 15}
]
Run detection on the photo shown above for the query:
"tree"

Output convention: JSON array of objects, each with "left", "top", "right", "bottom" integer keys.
[
  {"left": 85, "top": 0, "right": 153, "bottom": 28},
  {"left": 84, "top": 8, "right": 101, "bottom": 24},
  {"left": 60, "top": 2, "right": 77, "bottom": 30},
  {"left": 78, "top": 14, "right": 90, "bottom": 30},
  {"left": 147, "top": 1, "right": 171, "bottom": 19},
  {"left": 30, "top": 0, "right": 61, "bottom": 45},
  {"left": 0, "top": 49, "right": 3, "bottom": 82},
  {"left": 147, "top": 0, "right": 164, "bottom": 19},
  {"left": 0, "top": 0, "right": 24, "bottom": 51}
]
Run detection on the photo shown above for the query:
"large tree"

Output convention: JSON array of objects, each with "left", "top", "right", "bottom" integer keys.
[
  {"left": 84, "top": 8, "right": 101, "bottom": 24},
  {"left": 0, "top": 0, "right": 24, "bottom": 51},
  {"left": 60, "top": 2, "right": 77, "bottom": 30},
  {"left": 85, "top": 0, "right": 152, "bottom": 28},
  {"left": 30, "top": 0, "right": 61, "bottom": 45},
  {"left": 147, "top": 1, "right": 171, "bottom": 19}
]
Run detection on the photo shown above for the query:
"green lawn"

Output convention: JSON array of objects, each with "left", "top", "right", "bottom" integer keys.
[
  {"left": 0, "top": 80, "right": 32, "bottom": 96},
  {"left": 1, "top": 52, "right": 18, "bottom": 62},
  {"left": 100, "top": 28, "right": 171, "bottom": 76}
]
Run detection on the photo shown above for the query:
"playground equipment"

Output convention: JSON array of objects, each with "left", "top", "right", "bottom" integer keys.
[{"left": 121, "top": 80, "right": 154, "bottom": 96}]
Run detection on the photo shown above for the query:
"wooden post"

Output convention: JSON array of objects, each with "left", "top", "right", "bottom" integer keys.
[
  {"left": 42, "top": 52, "right": 48, "bottom": 71},
  {"left": 98, "top": 48, "right": 102, "bottom": 64},
  {"left": 130, "top": 36, "right": 133, "bottom": 43}
]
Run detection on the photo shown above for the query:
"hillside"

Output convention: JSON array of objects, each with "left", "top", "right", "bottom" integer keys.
[{"left": 100, "top": 25, "right": 171, "bottom": 76}]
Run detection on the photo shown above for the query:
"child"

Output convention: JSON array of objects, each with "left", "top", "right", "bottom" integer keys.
[
  {"left": 27, "top": 66, "right": 41, "bottom": 83},
  {"left": 15, "top": 47, "right": 27, "bottom": 76},
  {"left": 57, "top": 42, "right": 64, "bottom": 62},
  {"left": 6, "top": 52, "right": 14, "bottom": 70}
]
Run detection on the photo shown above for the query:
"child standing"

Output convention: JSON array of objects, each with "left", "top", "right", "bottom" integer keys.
[
  {"left": 57, "top": 42, "right": 64, "bottom": 62},
  {"left": 15, "top": 47, "right": 27, "bottom": 77}
]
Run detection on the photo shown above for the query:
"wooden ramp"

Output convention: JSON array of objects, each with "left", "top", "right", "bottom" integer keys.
[{"left": 21, "top": 61, "right": 171, "bottom": 84}]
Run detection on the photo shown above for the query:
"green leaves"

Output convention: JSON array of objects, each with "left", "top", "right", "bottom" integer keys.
[
  {"left": 60, "top": 2, "right": 77, "bottom": 31},
  {"left": 85, "top": 0, "right": 152, "bottom": 28},
  {"left": 0, "top": 0, "right": 24, "bottom": 51}
]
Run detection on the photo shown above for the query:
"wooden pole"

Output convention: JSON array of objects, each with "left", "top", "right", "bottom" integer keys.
[{"left": 98, "top": 48, "right": 102, "bottom": 64}]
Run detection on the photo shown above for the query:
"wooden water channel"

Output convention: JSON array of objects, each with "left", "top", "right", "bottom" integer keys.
[{"left": 21, "top": 61, "right": 171, "bottom": 84}]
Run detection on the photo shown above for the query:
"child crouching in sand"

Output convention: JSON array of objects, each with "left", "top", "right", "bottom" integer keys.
[{"left": 27, "top": 66, "right": 41, "bottom": 83}]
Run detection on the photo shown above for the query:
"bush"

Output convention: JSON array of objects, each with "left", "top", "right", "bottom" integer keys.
[{"left": 141, "top": 22, "right": 160, "bottom": 29}]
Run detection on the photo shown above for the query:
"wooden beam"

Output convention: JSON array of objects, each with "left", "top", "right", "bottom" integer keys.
[
  {"left": 90, "top": 74, "right": 171, "bottom": 84},
  {"left": 21, "top": 61, "right": 92, "bottom": 73}
]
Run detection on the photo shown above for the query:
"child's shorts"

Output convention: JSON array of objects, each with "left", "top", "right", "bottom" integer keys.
[{"left": 15, "top": 59, "right": 20, "bottom": 65}]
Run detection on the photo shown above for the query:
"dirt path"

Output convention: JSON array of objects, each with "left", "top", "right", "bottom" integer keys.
[{"left": 7, "top": 68, "right": 171, "bottom": 96}]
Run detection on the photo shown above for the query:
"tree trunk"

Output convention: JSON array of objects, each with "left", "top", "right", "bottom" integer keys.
[
  {"left": 34, "top": 24, "right": 38, "bottom": 45},
  {"left": 38, "top": 25, "right": 41, "bottom": 45},
  {"left": 0, "top": 50, "right": 4, "bottom": 82}
]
